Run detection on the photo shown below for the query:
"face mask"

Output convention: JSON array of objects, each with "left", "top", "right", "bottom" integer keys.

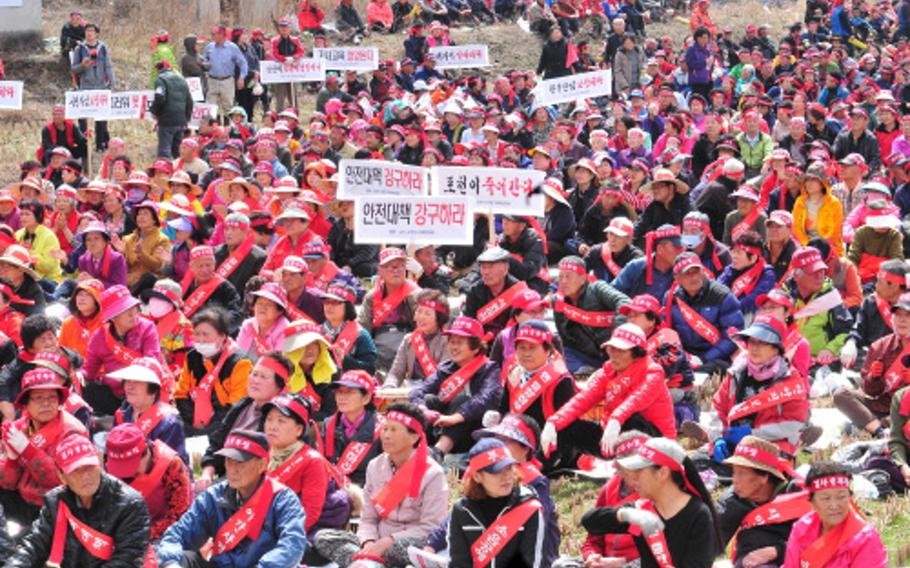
[
  {"left": 146, "top": 298, "right": 174, "bottom": 319},
  {"left": 128, "top": 189, "right": 147, "bottom": 202},
  {"left": 195, "top": 342, "right": 220, "bottom": 358},
  {"left": 681, "top": 234, "right": 704, "bottom": 250}
]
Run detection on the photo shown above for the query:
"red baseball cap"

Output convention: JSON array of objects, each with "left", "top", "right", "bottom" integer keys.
[{"left": 105, "top": 423, "right": 147, "bottom": 479}]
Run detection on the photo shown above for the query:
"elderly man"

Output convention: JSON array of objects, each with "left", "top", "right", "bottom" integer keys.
[
  {"left": 213, "top": 213, "right": 266, "bottom": 295},
  {"left": 278, "top": 255, "right": 327, "bottom": 324},
  {"left": 358, "top": 248, "right": 420, "bottom": 371},
  {"left": 584, "top": 217, "right": 642, "bottom": 282},
  {"left": 695, "top": 158, "right": 746, "bottom": 240},
  {"left": 667, "top": 252, "right": 744, "bottom": 374},
  {"left": 498, "top": 215, "right": 549, "bottom": 295},
  {"left": 682, "top": 211, "right": 732, "bottom": 277},
  {"left": 553, "top": 256, "right": 631, "bottom": 373},
  {"left": 7, "top": 436, "right": 150, "bottom": 568},
  {"left": 763, "top": 211, "right": 798, "bottom": 281},
  {"left": 632, "top": 169, "right": 691, "bottom": 245},
  {"left": 841, "top": 259, "right": 910, "bottom": 369},
  {"left": 613, "top": 224, "right": 684, "bottom": 300},
  {"left": 263, "top": 205, "right": 316, "bottom": 273},
  {"left": 157, "top": 430, "right": 306, "bottom": 568},
  {"left": 833, "top": 107, "right": 881, "bottom": 172},
  {"left": 301, "top": 240, "right": 363, "bottom": 298},
  {"left": 781, "top": 248, "right": 853, "bottom": 365},
  {"left": 203, "top": 25, "right": 249, "bottom": 119},
  {"left": 736, "top": 111, "right": 774, "bottom": 178},
  {"left": 464, "top": 247, "right": 527, "bottom": 337},
  {"left": 182, "top": 246, "right": 242, "bottom": 334}
]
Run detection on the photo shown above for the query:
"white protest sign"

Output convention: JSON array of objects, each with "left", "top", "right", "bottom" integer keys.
[
  {"left": 432, "top": 166, "right": 546, "bottom": 216},
  {"left": 64, "top": 90, "right": 111, "bottom": 120},
  {"left": 107, "top": 91, "right": 153, "bottom": 120},
  {"left": 313, "top": 47, "right": 379, "bottom": 71},
  {"left": 0, "top": 1, "right": 24, "bottom": 6},
  {"left": 188, "top": 103, "right": 218, "bottom": 128},
  {"left": 354, "top": 196, "right": 473, "bottom": 245},
  {"left": 186, "top": 77, "right": 204, "bottom": 102},
  {"left": 533, "top": 69, "right": 612, "bottom": 106},
  {"left": 0, "top": 81, "right": 23, "bottom": 110},
  {"left": 259, "top": 59, "right": 326, "bottom": 84},
  {"left": 428, "top": 45, "right": 489, "bottom": 69},
  {"left": 337, "top": 159, "right": 430, "bottom": 199}
]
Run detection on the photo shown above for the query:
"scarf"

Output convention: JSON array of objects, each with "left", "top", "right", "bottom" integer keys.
[
  {"left": 269, "top": 440, "right": 303, "bottom": 472},
  {"left": 747, "top": 355, "right": 783, "bottom": 382}
]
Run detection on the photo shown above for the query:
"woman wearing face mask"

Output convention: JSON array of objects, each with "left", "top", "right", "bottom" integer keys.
[
  {"left": 447, "top": 438, "right": 546, "bottom": 568},
  {"left": 141, "top": 279, "right": 193, "bottom": 378},
  {"left": 59, "top": 278, "right": 104, "bottom": 358},
  {"left": 283, "top": 320, "right": 339, "bottom": 419},
  {"left": 115, "top": 200, "right": 170, "bottom": 293},
  {"left": 782, "top": 461, "right": 887, "bottom": 568},
  {"left": 237, "top": 282, "right": 291, "bottom": 360},
  {"left": 174, "top": 307, "right": 252, "bottom": 436},
  {"left": 581, "top": 437, "right": 722, "bottom": 568},
  {"left": 385, "top": 290, "right": 449, "bottom": 388}
]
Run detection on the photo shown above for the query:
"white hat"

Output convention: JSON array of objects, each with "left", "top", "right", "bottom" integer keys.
[{"left": 618, "top": 437, "right": 687, "bottom": 471}]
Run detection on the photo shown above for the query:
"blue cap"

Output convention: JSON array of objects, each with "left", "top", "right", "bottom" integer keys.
[
  {"left": 468, "top": 438, "right": 517, "bottom": 473},
  {"left": 167, "top": 217, "right": 193, "bottom": 232},
  {"left": 630, "top": 89, "right": 644, "bottom": 98}
]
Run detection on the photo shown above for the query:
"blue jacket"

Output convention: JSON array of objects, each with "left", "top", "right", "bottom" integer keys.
[
  {"left": 409, "top": 359, "right": 502, "bottom": 422},
  {"left": 716, "top": 263, "right": 777, "bottom": 315},
  {"left": 685, "top": 43, "right": 712, "bottom": 84},
  {"left": 666, "top": 279, "right": 744, "bottom": 364},
  {"left": 156, "top": 479, "right": 306, "bottom": 568},
  {"left": 612, "top": 256, "right": 675, "bottom": 301},
  {"left": 116, "top": 402, "right": 189, "bottom": 464}
]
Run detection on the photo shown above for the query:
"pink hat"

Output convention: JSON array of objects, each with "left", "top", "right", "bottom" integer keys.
[
  {"left": 190, "top": 245, "right": 215, "bottom": 262},
  {"left": 15, "top": 369, "right": 68, "bottom": 406},
  {"left": 379, "top": 247, "right": 407, "bottom": 266},
  {"left": 602, "top": 323, "right": 647, "bottom": 350},
  {"left": 281, "top": 256, "right": 309, "bottom": 274},
  {"left": 55, "top": 436, "right": 101, "bottom": 475},
  {"left": 619, "top": 294, "right": 662, "bottom": 316},
  {"left": 252, "top": 282, "right": 289, "bottom": 311},
  {"left": 100, "top": 285, "right": 141, "bottom": 322},
  {"left": 605, "top": 217, "right": 634, "bottom": 238},
  {"left": 444, "top": 316, "right": 485, "bottom": 338},
  {"left": 332, "top": 370, "right": 376, "bottom": 394},
  {"left": 791, "top": 248, "right": 827, "bottom": 273}
]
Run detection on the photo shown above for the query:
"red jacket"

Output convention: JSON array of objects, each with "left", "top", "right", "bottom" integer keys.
[
  {"left": 270, "top": 35, "right": 304, "bottom": 62},
  {"left": 550, "top": 357, "right": 677, "bottom": 438},
  {"left": 581, "top": 475, "right": 639, "bottom": 561},
  {"left": 297, "top": 3, "right": 325, "bottom": 30},
  {"left": 271, "top": 443, "right": 331, "bottom": 532}
]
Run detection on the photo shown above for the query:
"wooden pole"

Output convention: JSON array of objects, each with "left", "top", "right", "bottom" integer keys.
[
  {"left": 487, "top": 212, "right": 495, "bottom": 246},
  {"left": 85, "top": 118, "right": 94, "bottom": 178}
]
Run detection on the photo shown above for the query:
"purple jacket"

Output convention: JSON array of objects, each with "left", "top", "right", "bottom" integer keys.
[
  {"left": 77, "top": 247, "right": 128, "bottom": 288},
  {"left": 685, "top": 43, "right": 712, "bottom": 84},
  {"left": 115, "top": 402, "right": 188, "bottom": 463},
  {"left": 0, "top": 209, "right": 21, "bottom": 232},
  {"left": 83, "top": 318, "right": 162, "bottom": 397},
  {"left": 409, "top": 358, "right": 502, "bottom": 422}
]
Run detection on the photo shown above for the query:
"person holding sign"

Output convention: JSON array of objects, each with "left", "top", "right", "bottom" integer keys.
[
  {"left": 782, "top": 461, "right": 887, "bottom": 568},
  {"left": 157, "top": 430, "right": 307, "bottom": 568}
]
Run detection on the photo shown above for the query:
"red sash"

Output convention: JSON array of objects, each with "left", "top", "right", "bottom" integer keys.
[
  {"left": 155, "top": 311, "right": 181, "bottom": 339},
  {"left": 630, "top": 500, "right": 675, "bottom": 568},
  {"left": 216, "top": 236, "right": 255, "bottom": 281},
  {"left": 602, "top": 246, "right": 622, "bottom": 278},
  {"left": 190, "top": 346, "right": 233, "bottom": 429},
  {"left": 438, "top": 355, "right": 489, "bottom": 404},
  {"left": 730, "top": 260, "right": 766, "bottom": 298},
  {"left": 799, "top": 511, "right": 867, "bottom": 568},
  {"left": 896, "top": 376, "right": 910, "bottom": 439},
  {"left": 103, "top": 325, "right": 141, "bottom": 366},
  {"left": 731, "top": 207, "right": 761, "bottom": 242},
  {"left": 410, "top": 332, "right": 438, "bottom": 377},
  {"left": 326, "top": 413, "right": 383, "bottom": 476},
  {"left": 286, "top": 302, "right": 315, "bottom": 324},
  {"left": 213, "top": 477, "right": 282, "bottom": 556},
  {"left": 183, "top": 276, "right": 224, "bottom": 318},
  {"left": 250, "top": 328, "right": 271, "bottom": 357},
  {"left": 372, "top": 279, "right": 417, "bottom": 329},
  {"left": 470, "top": 499, "right": 542, "bottom": 568},
  {"left": 477, "top": 282, "right": 528, "bottom": 325},
  {"left": 517, "top": 462, "right": 543, "bottom": 484},
  {"left": 308, "top": 262, "right": 340, "bottom": 290},
  {"left": 783, "top": 328, "right": 802, "bottom": 362},
  {"left": 270, "top": 443, "right": 344, "bottom": 491},
  {"left": 115, "top": 402, "right": 170, "bottom": 437},
  {"left": 130, "top": 442, "right": 177, "bottom": 498},
  {"left": 96, "top": 245, "right": 114, "bottom": 280},
  {"left": 510, "top": 359, "right": 567, "bottom": 415},
  {"left": 554, "top": 296, "right": 615, "bottom": 327},
  {"left": 730, "top": 491, "right": 812, "bottom": 559},
  {"left": 875, "top": 293, "right": 894, "bottom": 331},
  {"left": 14, "top": 412, "right": 65, "bottom": 452},
  {"left": 728, "top": 375, "right": 806, "bottom": 423},
  {"left": 332, "top": 321, "right": 361, "bottom": 364},
  {"left": 49, "top": 501, "right": 114, "bottom": 563},
  {"left": 372, "top": 452, "right": 425, "bottom": 519},
  {"left": 670, "top": 296, "right": 721, "bottom": 344}
]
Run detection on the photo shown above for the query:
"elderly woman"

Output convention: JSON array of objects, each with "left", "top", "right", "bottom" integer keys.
[
  {"left": 237, "top": 282, "right": 291, "bottom": 360},
  {"left": 756, "top": 289, "right": 811, "bottom": 380},
  {"left": 76, "top": 220, "right": 128, "bottom": 288},
  {"left": 542, "top": 323, "right": 676, "bottom": 459},
  {"left": 15, "top": 200, "right": 63, "bottom": 284},
  {"left": 283, "top": 320, "right": 339, "bottom": 417},
  {"left": 782, "top": 461, "right": 887, "bottom": 567},
  {"left": 313, "top": 402, "right": 448, "bottom": 568},
  {"left": 717, "top": 230, "right": 778, "bottom": 317},
  {"left": 322, "top": 283, "right": 377, "bottom": 374},
  {"left": 385, "top": 289, "right": 449, "bottom": 388},
  {"left": 410, "top": 316, "right": 502, "bottom": 458},
  {"left": 109, "top": 356, "right": 187, "bottom": 462},
  {"left": 49, "top": 185, "right": 81, "bottom": 256},
  {"left": 0, "top": 369, "right": 89, "bottom": 527},
  {"left": 174, "top": 307, "right": 251, "bottom": 436},
  {"left": 117, "top": 200, "right": 170, "bottom": 292},
  {"left": 323, "top": 370, "right": 383, "bottom": 487},
  {"left": 0, "top": 244, "right": 47, "bottom": 316},
  {"left": 83, "top": 285, "right": 163, "bottom": 416},
  {"left": 59, "top": 279, "right": 103, "bottom": 358},
  {"left": 142, "top": 278, "right": 193, "bottom": 375}
]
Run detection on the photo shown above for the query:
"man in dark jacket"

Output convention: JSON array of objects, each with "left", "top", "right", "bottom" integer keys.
[
  {"left": 832, "top": 107, "right": 881, "bottom": 171},
  {"left": 763, "top": 211, "right": 798, "bottom": 281},
  {"left": 59, "top": 11, "right": 86, "bottom": 60},
  {"left": 498, "top": 216, "right": 549, "bottom": 295},
  {"left": 537, "top": 27, "right": 572, "bottom": 79},
  {"left": 633, "top": 169, "right": 692, "bottom": 247},
  {"left": 180, "top": 35, "right": 210, "bottom": 89},
  {"left": 414, "top": 244, "right": 451, "bottom": 295},
  {"left": 7, "top": 436, "right": 149, "bottom": 568},
  {"left": 695, "top": 158, "right": 746, "bottom": 241},
  {"left": 464, "top": 247, "right": 525, "bottom": 337},
  {"left": 213, "top": 213, "right": 266, "bottom": 296},
  {"left": 182, "top": 246, "right": 243, "bottom": 335},
  {"left": 151, "top": 61, "right": 193, "bottom": 159},
  {"left": 327, "top": 201, "right": 379, "bottom": 278},
  {"left": 553, "top": 256, "right": 631, "bottom": 373}
]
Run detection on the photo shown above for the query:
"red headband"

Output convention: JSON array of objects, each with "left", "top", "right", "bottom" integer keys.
[
  {"left": 736, "top": 244, "right": 763, "bottom": 257},
  {"left": 880, "top": 270, "right": 906, "bottom": 287},
  {"left": 259, "top": 357, "right": 289, "bottom": 381},
  {"left": 809, "top": 474, "right": 850, "bottom": 493},
  {"left": 732, "top": 444, "right": 795, "bottom": 478},
  {"left": 465, "top": 446, "right": 513, "bottom": 478},
  {"left": 386, "top": 411, "right": 428, "bottom": 498},
  {"left": 500, "top": 415, "right": 537, "bottom": 448},
  {"left": 418, "top": 299, "right": 449, "bottom": 313},
  {"left": 558, "top": 261, "right": 587, "bottom": 276},
  {"left": 223, "top": 435, "right": 269, "bottom": 460},
  {"left": 637, "top": 445, "right": 699, "bottom": 496}
]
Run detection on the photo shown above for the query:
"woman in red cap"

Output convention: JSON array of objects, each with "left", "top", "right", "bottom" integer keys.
[
  {"left": 409, "top": 316, "right": 502, "bottom": 459},
  {"left": 32, "top": 350, "right": 93, "bottom": 430},
  {"left": 322, "top": 369, "right": 383, "bottom": 488},
  {"left": 48, "top": 186, "right": 82, "bottom": 257},
  {"left": 0, "top": 369, "right": 89, "bottom": 527},
  {"left": 386, "top": 289, "right": 450, "bottom": 388}
]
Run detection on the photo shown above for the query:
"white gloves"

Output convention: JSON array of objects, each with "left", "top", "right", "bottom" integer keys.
[
  {"left": 5, "top": 426, "right": 28, "bottom": 455},
  {"left": 541, "top": 422, "right": 558, "bottom": 456},
  {"left": 618, "top": 508, "right": 664, "bottom": 536},
  {"left": 482, "top": 410, "right": 501, "bottom": 428},
  {"left": 601, "top": 419, "right": 621, "bottom": 455},
  {"left": 840, "top": 340, "right": 858, "bottom": 369}
]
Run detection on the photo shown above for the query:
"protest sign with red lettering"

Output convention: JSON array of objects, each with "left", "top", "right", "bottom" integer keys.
[
  {"left": 259, "top": 59, "right": 326, "bottom": 84},
  {"left": 428, "top": 45, "right": 489, "bottom": 69},
  {"left": 107, "top": 91, "right": 153, "bottom": 121},
  {"left": 64, "top": 90, "right": 112, "bottom": 120},
  {"left": 431, "top": 166, "right": 545, "bottom": 216},
  {"left": 188, "top": 103, "right": 218, "bottom": 128},
  {"left": 337, "top": 159, "right": 430, "bottom": 198},
  {"left": 186, "top": 77, "right": 204, "bottom": 102},
  {"left": 354, "top": 196, "right": 473, "bottom": 245},
  {"left": 0, "top": 81, "right": 23, "bottom": 110},
  {"left": 533, "top": 69, "right": 612, "bottom": 106},
  {"left": 313, "top": 47, "right": 379, "bottom": 71}
]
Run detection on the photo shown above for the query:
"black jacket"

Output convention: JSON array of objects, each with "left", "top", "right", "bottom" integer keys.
[
  {"left": 553, "top": 281, "right": 630, "bottom": 360},
  {"left": 832, "top": 129, "right": 882, "bottom": 171},
  {"left": 213, "top": 243, "right": 267, "bottom": 296},
  {"left": 151, "top": 69, "right": 193, "bottom": 127},
  {"left": 634, "top": 192, "right": 692, "bottom": 247},
  {"left": 182, "top": 278, "right": 243, "bottom": 335},
  {"left": 695, "top": 175, "right": 739, "bottom": 241},
  {"left": 537, "top": 38, "right": 571, "bottom": 79},
  {"left": 327, "top": 219, "right": 380, "bottom": 278},
  {"left": 0, "top": 347, "right": 81, "bottom": 404},
  {"left": 716, "top": 485, "right": 796, "bottom": 565},
  {"left": 585, "top": 243, "right": 643, "bottom": 280},
  {"left": 199, "top": 396, "right": 256, "bottom": 476},
  {"left": 418, "top": 263, "right": 452, "bottom": 295},
  {"left": 322, "top": 408, "right": 383, "bottom": 487},
  {"left": 499, "top": 228, "right": 548, "bottom": 295},
  {"left": 8, "top": 475, "right": 149, "bottom": 568},
  {"left": 464, "top": 274, "right": 521, "bottom": 338}
]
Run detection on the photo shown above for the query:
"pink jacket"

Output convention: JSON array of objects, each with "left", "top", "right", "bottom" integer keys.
[
  {"left": 783, "top": 511, "right": 887, "bottom": 568},
  {"left": 843, "top": 201, "right": 900, "bottom": 244},
  {"left": 237, "top": 316, "right": 290, "bottom": 359},
  {"left": 83, "top": 317, "right": 163, "bottom": 397}
]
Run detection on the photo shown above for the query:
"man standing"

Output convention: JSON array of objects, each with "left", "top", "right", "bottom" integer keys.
[
  {"left": 151, "top": 61, "right": 193, "bottom": 159},
  {"left": 270, "top": 18, "right": 304, "bottom": 114},
  {"left": 70, "top": 23, "right": 114, "bottom": 152},
  {"left": 59, "top": 11, "right": 86, "bottom": 61},
  {"left": 204, "top": 25, "right": 249, "bottom": 120}
]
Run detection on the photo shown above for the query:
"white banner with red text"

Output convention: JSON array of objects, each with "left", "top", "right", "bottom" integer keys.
[
  {"left": 354, "top": 195, "right": 473, "bottom": 245},
  {"left": 431, "top": 166, "right": 545, "bottom": 216}
]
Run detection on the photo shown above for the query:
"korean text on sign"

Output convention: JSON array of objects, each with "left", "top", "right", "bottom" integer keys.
[
  {"left": 259, "top": 59, "right": 326, "bottom": 84},
  {"left": 64, "top": 90, "right": 112, "bottom": 120},
  {"left": 107, "top": 91, "right": 153, "bottom": 121},
  {"left": 354, "top": 196, "right": 474, "bottom": 245},
  {"left": 534, "top": 70, "right": 612, "bottom": 106},
  {"left": 431, "top": 166, "right": 545, "bottom": 216},
  {"left": 337, "top": 159, "right": 429, "bottom": 198},
  {"left": 428, "top": 45, "right": 490, "bottom": 69},
  {"left": 313, "top": 47, "right": 379, "bottom": 71},
  {"left": 0, "top": 81, "right": 24, "bottom": 110}
]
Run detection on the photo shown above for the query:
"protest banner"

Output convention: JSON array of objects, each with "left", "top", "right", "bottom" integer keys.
[
  {"left": 354, "top": 196, "right": 473, "bottom": 245},
  {"left": 188, "top": 103, "right": 218, "bottom": 128},
  {"left": 259, "top": 59, "right": 326, "bottom": 84},
  {"left": 431, "top": 166, "right": 546, "bottom": 216},
  {"left": 0, "top": 81, "right": 23, "bottom": 110},
  {"left": 64, "top": 90, "right": 112, "bottom": 120},
  {"left": 107, "top": 91, "right": 153, "bottom": 121},
  {"left": 428, "top": 45, "right": 489, "bottom": 69},
  {"left": 186, "top": 77, "right": 204, "bottom": 102},
  {"left": 313, "top": 47, "right": 379, "bottom": 71},
  {"left": 533, "top": 69, "right": 612, "bottom": 106},
  {"left": 337, "top": 159, "right": 430, "bottom": 199}
]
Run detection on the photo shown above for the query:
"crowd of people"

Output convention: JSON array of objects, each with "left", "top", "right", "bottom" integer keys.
[{"left": 3, "top": 0, "right": 910, "bottom": 566}]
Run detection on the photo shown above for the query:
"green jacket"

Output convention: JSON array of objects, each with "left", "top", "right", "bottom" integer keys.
[
  {"left": 890, "top": 386, "right": 910, "bottom": 467},
  {"left": 782, "top": 278, "right": 853, "bottom": 356},
  {"left": 736, "top": 131, "right": 773, "bottom": 175}
]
